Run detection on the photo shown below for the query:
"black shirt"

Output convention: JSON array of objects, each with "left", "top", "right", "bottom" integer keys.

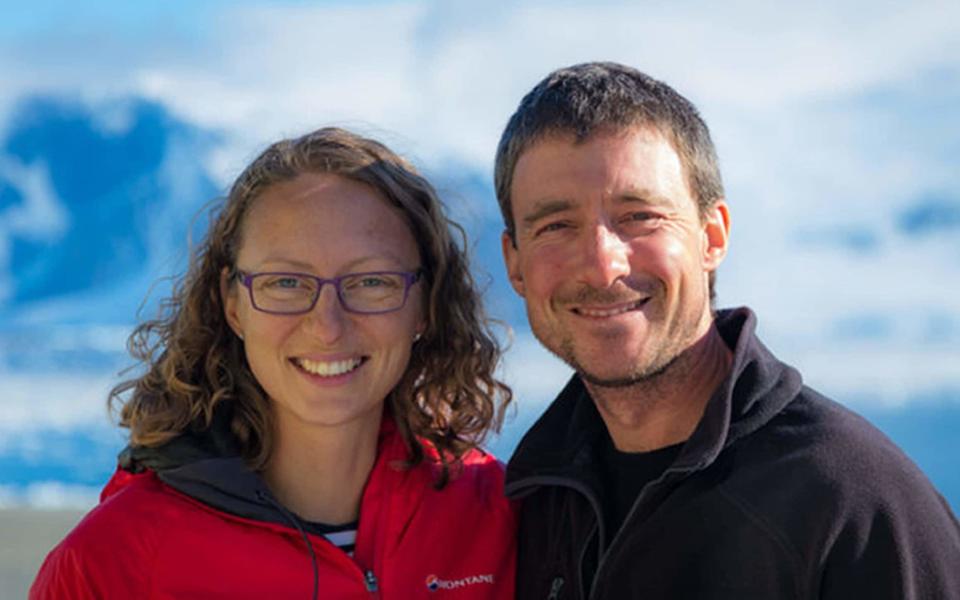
[
  {"left": 582, "top": 433, "right": 682, "bottom": 593},
  {"left": 600, "top": 436, "right": 683, "bottom": 543}
]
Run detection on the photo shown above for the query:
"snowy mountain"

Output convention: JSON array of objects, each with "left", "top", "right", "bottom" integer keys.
[{"left": 0, "top": 96, "right": 219, "bottom": 373}]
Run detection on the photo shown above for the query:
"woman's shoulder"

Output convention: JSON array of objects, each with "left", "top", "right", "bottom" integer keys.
[
  {"left": 427, "top": 448, "right": 515, "bottom": 515},
  {"left": 395, "top": 449, "right": 518, "bottom": 593},
  {"left": 29, "top": 471, "right": 198, "bottom": 599},
  {"left": 78, "top": 470, "right": 194, "bottom": 535},
  {"left": 458, "top": 448, "right": 508, "bottom": 490}
]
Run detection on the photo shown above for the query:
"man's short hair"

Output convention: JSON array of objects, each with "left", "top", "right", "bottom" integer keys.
[
  {"left": 493, "top": 61, "right": 725, "bottom": 302},
  {"left": 494, "top": 61, "right": 725, "bottom": 241}
]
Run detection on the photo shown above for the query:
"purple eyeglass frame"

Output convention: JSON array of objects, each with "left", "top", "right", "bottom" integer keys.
[{"left": 234, "top": 269, "right": 422, "bottom": 315}]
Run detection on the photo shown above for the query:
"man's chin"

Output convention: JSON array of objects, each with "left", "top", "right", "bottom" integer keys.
[{"left": 573, "top": 355, "right": 677, "bottom": 389}]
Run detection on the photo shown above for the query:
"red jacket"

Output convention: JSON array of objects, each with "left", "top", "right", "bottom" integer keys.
[{"left": 31, "top": 418, "right": 517, "bottom": 599}]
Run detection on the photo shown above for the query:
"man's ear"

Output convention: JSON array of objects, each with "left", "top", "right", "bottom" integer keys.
[
  {"left": 220, "top": 268, "right": 244, "bottom": 339},
  {"left": 701, "top": 200, "right": 730, "bottom": 272},
  {"left": 502, "top": 230, "right": 526, "bottom": 297}
]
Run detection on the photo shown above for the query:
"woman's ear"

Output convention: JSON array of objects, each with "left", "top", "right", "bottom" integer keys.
[{"left": 221, "top": 268, "right": 244, "bottom": 340}]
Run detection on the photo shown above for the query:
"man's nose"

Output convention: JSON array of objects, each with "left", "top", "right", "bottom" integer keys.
[
  {"left": 578, "top": 223, "right": 631, "bottom": 289},
  {"left": 301, "top": 284, "right": 346, "bottom": 343}
]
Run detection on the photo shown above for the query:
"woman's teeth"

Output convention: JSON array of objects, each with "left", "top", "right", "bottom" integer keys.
[{"left": 295, "top": 357, "right": 362, "bottom": 376}]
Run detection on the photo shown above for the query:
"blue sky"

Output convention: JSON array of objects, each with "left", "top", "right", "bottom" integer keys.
[
  {"left": 0, "top": 0, "right": 310, "bottom": 32},
  {"left": 1, "top": 0, "right": 959, "bottom": 505}
]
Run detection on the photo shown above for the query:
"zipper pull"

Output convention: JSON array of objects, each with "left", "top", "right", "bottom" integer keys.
[
  {"left": 547, "top": 576, "right": 564, "bottom": 599},
  {"left": 364, "top": 570, "right": 380, "bottom": 597}
]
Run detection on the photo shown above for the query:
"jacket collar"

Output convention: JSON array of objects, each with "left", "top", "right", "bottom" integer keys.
[
  {"left": 115, "top": 405, "right": 414, "bottom": 527},
  {"left": 505, "top": 307, "right": 803, "bottom": 494}
]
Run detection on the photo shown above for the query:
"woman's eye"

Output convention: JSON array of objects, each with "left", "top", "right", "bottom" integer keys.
[
  {"left": 358, "top": 277, "right": 388, "bottom": 287},
  {"left": 346, "top": 275, "right": 400, "bottom": 290},
  {"left": 266, "top": 277, "right": 302, "bottom": 289}
]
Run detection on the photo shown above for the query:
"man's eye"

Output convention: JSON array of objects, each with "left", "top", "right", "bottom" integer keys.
[
  {"left": 621, "top": 212, "right": 663, "bottom": 229},
  {"left": 535, "top": 221, "right": 570, "bottom": 236}
]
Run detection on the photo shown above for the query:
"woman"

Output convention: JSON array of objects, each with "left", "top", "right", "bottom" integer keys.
[{"left": 31, "top": 127, "right": 516, "bottom": 599}]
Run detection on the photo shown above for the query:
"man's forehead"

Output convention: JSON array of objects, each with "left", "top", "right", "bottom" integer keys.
[
  {"left": 519, "top": 189, "right": 675, "bottom": 222},
  {"left": 527, "top": 122, "right": 670, "bottom": 153},
  {"left": 513, "top": 126, "right": 681, "bottom": 187},
  {"left": 513, "top": 126, "right": 676, "bottom": 179}
]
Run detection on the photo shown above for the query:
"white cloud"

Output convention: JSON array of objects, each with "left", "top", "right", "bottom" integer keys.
[
  {"left": 0, "top": 156, "right": 69, "bottom": 302},
  {"left": 0, "top": 157, "right": 68, "bottom": 241},
  {"left": 0, "top": 482, "right": 99, "bottom": 510},
  {"left": 3, "top": 0, "right": 957, "bottom": 170},
  {"left": 790, "top": 344, "right": 960, "bottom": 408},
  {"left": 0, "top": 373, "right": 117, "bottom": 432},
  {"left": 500, "top": 329, "right": 573, "bottom": 409}
]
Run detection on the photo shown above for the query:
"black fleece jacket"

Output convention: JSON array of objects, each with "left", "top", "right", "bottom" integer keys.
[{"left": 506, "top": 308, "right": 960, "bottom": 599}]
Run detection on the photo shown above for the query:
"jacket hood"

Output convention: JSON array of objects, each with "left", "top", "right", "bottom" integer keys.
[
  {"left": 506, "top": 307, "right": 804, "bottom": 489},
  {"left": 116, "top": 401, "right": 289, "bottom": 524},
  {"left": 116, "top": 403, "right": 410, "bottom": 529}
]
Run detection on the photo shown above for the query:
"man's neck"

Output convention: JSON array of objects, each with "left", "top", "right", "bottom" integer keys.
[{"left": 586, "top": 322, "right": 732, "bottom": 453}]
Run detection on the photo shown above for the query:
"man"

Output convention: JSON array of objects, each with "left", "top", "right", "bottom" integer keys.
[{"left": 497, "top": 62, "right": 960, "bottom": 599}]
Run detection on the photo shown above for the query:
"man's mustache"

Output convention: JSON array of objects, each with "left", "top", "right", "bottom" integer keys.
[{"left": 556, "top": 280, "right": 661, "bottom": 305}]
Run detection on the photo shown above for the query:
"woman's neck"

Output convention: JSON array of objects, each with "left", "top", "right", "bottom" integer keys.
[{"left": 262, "top": 410, "right": 382, "bottom": 525}]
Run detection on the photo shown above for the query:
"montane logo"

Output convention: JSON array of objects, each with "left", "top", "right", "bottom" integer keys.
[{"left": 425, "top": 573, "right": 495, "bottom": 592}]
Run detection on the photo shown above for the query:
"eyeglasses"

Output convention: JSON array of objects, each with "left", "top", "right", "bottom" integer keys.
[{"left": 234, "top": 269, "right": 422, "bottom": 315}]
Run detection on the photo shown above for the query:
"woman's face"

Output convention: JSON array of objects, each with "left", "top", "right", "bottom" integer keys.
[{"left": 223, "top": 173, "right": 425, "bottom": 432}]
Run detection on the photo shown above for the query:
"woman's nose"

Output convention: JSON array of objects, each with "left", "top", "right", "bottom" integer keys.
[{"left": 300, "top": 284, "right": 347, "bottom": 343}]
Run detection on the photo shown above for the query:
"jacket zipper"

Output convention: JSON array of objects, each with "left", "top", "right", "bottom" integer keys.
[
  {"left": 547, "top": 576, "right": 565, "bottom": 599},
  {"left": 365, "top": 569, "right": 380, "bottom": 598},
  {"left": 586, "top": 466, "right": 693, "bottom": 599}
]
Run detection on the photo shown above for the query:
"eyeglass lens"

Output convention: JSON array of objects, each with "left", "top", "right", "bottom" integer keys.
[{"left": 249, "top": 272, "right": 411, "bottom": 314}]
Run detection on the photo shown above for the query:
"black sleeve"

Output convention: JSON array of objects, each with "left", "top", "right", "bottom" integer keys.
[{"left": 819, "top": 488, "right": 960, "bottom": 599}]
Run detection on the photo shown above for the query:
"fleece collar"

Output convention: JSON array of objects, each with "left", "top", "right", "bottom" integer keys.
[{"left": 505, "top": 307, "right": 804, "bottom": 493}]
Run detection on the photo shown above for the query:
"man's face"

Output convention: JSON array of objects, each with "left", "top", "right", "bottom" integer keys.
[{"left": 502, "top": 127, "right": 729, "bottom": 387}]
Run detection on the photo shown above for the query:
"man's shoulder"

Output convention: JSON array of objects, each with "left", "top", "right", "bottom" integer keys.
[
  {"left": 750, "top": 387, "right": 922, "bottom": 477},
  {"left": 723, "top": 386, "right": 958, "bottom": 539},
  {"left": 721, "top": 387, "right": 960, "bottom": 595}
]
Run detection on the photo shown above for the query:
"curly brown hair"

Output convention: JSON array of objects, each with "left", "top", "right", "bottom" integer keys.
[{"left": 110, "top": 127, "right": 512, "bottom": 485}]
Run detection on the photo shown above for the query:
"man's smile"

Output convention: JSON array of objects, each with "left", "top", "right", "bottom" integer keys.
[{"left": 571, "top": 298, "right": 650, "bottom": 318}]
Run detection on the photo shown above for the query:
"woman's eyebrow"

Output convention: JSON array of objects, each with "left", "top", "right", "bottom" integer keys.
[{"left": 250, "top": 253, "right": 410, "bottom": 272}]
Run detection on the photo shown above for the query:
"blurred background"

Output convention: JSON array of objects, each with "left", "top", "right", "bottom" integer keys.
[{"left": 1, "top": 0, "right": 959, "bottom": 592}]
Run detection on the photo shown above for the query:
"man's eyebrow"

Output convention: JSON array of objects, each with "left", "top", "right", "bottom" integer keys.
[
  {"left": 520, "top": 199, "right": 575, "bottom": 228},
  {"left": 617, "top": 189, "right": 674, "bottom": 208}
]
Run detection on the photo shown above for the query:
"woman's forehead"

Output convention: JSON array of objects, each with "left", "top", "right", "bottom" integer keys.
[{"left": 237, "top": 173, "right": 421, "bottom": 270}]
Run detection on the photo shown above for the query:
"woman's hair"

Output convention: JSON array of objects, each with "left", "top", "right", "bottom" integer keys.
[{"left": 110, "top": 126, "right": 512, "bottom": 484}]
